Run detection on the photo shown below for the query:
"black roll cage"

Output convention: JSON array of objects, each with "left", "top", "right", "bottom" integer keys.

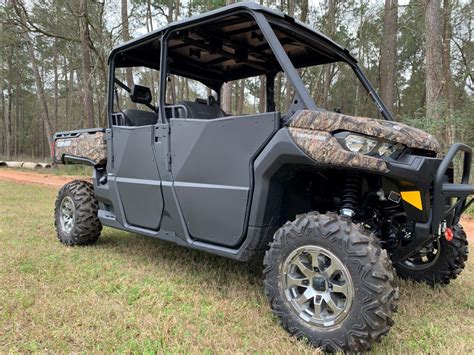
[{"left": 107, "top": 3, "right": 394, "bottom": 127}]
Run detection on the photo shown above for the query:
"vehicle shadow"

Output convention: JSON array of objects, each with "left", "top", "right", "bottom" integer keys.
[
  {"left": 94, "top": 228, "right": 468, "bottom": 315},
  {"left": 95, "top": 228, "right": 266, "bottom": 293}
]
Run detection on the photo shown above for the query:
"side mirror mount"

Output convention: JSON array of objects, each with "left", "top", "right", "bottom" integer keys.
[{"left": 130, "top": 84, "right": 152, "bottom": 105}]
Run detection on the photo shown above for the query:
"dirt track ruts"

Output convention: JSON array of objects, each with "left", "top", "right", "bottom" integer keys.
[{"left": 0, "top": 168, "right": 89, "bottom": 187}]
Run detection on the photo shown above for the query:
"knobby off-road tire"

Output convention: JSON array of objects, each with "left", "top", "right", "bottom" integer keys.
[
  {"left": 54, "top": 180, "right": 102, "bottom": 246},
  {"left": 263, "top": 212, "right": 398, "bottom": 352},
  {"left": 395, "top": 224, "right": 468, "bottom": 285}
]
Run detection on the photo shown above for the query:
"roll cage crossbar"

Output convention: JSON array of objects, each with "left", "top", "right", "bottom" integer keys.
[{"left": 107, "top": 2, "right": 394, "bottom": 126}]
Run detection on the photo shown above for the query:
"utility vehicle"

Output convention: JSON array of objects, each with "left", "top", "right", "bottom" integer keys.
[{"left": 53, "top": 3, "right": 473, "bottom": 352}]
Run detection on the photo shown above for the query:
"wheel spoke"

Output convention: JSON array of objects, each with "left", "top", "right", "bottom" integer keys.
[
  {"left": 312, "top": 296, "right": 322, "bottom": 320},
  {"left": 322, "top": 260, "right": 339, "bottom": 278},
  {"left": 295, "top": 288, "right": 315, "bottom": 307},
  {"left": 324, "top": 293, "right": 342, "bottom": 312},
  {"left": 287, "top": 274, "right": 308, "bottom": 288},
  {"left": 331, "top": 282, "right": 349, "bottom": 296},
  {"left": 294, "top": 258, "right": 315, "bottom": 279},
  {"left": 308, "top": 250, "right": 322, "bottom": 269}
]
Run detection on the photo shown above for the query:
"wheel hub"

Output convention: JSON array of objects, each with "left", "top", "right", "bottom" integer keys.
[
  {"left": 312, "top": 276, "right": 327, "bottom": 291},
  {"left": 282, "top": 245, "right": 354, "bottom": 327}
]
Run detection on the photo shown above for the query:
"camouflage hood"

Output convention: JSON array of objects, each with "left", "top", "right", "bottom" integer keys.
[{"left": 288, "top": 110, "right": 441, "bottom": 153}]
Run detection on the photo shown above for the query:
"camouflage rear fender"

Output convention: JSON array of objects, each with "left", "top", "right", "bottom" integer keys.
[
  {"left": 289, "top": 110, "right": 441, "bottom": 154},
  {"left": 54, "top": 131, "right": 107, "bottom": 166}
]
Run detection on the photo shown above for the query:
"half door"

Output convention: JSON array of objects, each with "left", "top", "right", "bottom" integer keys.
[
  {"left": 111, "top": 124, "right": 164, "bottom": 230},
  {"left": 170, "top": 112, "right": 277, "bottom": 247}
]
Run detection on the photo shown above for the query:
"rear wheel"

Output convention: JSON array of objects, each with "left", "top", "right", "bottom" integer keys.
[
  {"left": 394, "top": 224, "right": 468, "bottom": 285},
  {"left": 263, "top": 212, "right": 398, "bottom": 352},
  {"left": 54, "top": 180, "right": 102, "bottom": 246}
]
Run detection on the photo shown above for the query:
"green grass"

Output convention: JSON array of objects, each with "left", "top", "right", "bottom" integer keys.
[{"left": 0, "top": 180, "right": 473, "bottom": 353}]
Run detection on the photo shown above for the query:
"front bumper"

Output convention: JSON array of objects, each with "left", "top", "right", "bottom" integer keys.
[{"left": 392, "top": 143, "right": 473, "bottom": 261}]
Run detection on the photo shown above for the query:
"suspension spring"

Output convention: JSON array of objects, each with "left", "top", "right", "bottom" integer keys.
[{"left": 340, "top": 172, "right": 361, "bottom": 218}]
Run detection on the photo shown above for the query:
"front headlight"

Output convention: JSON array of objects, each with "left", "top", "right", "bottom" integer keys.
[
  {"left": 344, "top": 134, "right": 377, "bottom": 154},
  {"left": 337, "top": 132, "right": 405, "bottom": 158}
]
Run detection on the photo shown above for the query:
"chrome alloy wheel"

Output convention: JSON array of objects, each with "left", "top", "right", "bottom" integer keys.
[
  {"left": 282, "top": 245, "right": 354, "bottom": 327},
  {"left": 59, "top": 196, "right": 75, "bottom": 234}
]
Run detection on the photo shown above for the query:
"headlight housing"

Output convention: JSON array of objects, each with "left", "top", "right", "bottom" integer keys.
[
  {"left": 344, "top": 134, "right": 377, "bottom": 154},
  {"left": 335, "top": 132, "right": 405, "bottom": 158}
]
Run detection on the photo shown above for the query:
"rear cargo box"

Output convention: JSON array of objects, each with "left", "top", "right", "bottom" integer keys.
[{"left": 53, "top": 128, "right": 107, "bottom": 166}]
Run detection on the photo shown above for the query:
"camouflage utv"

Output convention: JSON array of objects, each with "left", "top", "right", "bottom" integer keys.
[{"left": 52, "top": 3, "right": 473, "bottom": 352}]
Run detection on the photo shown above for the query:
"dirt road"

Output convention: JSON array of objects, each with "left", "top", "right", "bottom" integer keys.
[
  {"left": 0, "top": 167, "right": 472, "bottom": 239},
  {"left": 0, "top": 168, "right": 88, "bottom": 187}
]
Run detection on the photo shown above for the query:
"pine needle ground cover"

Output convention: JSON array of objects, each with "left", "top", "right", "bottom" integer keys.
[{"left": 0, "top": 180, "right": 473, "bottom": 353}]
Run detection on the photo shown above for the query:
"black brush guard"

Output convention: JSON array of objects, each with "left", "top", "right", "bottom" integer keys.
[{"left": 393, "top": 143, "right": 473, "bottom": 262}]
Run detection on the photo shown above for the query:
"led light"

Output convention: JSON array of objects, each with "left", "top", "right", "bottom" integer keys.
[
  {"left": 377, "top": 142, "right": 397, "bottom": 157},
  {"left": 344, "top": 134, "right": 377, "bottom": 154}
]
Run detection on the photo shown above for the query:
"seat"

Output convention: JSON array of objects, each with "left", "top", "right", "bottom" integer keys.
[
  {"left": 123, "top": 109, "right": 158, "bottom": 126},
  {"left": 177, "top": 100, "right": 226, "bottom": 119}
]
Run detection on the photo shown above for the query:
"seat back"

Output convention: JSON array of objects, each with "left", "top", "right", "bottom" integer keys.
[
  {"left": 123, "top": 109, "right": 158, "bottom": 126},
  {"left": 177, "top": 101, "right": 226, "bottom": 119}
]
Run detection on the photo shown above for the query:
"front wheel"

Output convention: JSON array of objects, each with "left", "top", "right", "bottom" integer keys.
[
  {"left": 394, "top": 224, "right": 468, "bottom": 285},
  {"left": 54, "top": 180, "right": 102, "bottom": 246},
  {"left": 263, "top": 212, "right": 398, "bottom": 352}
]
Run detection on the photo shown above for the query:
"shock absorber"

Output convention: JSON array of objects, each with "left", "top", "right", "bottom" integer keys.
[{"left": 340, "top": 172, "right": 361, "bottom": 218}]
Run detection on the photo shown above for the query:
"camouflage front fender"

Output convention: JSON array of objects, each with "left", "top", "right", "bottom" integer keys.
[
  {"left": 288, "top": 127, "right": 389, "bottom": 172},
  {"left": 287, "top": 110, "right": 442, "bottom": 172},
  {"left": 289, "top": 110, "right": 441, "bottom": 154}
]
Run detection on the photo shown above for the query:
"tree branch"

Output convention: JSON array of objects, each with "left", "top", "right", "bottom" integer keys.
[{"left": 13, "top": 0, "right": 80, "bottom": 43}]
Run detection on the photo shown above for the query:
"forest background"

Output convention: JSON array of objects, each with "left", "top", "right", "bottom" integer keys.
[{"left": 0, "top": 0, "right": 472, "bottom": 160}]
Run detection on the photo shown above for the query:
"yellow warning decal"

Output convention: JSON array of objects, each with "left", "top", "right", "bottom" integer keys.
[{"left": 400, "top": 191, "right": 423, "bottom": 210}]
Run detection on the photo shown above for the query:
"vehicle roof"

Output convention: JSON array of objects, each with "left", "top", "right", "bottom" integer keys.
[{"left": 110, "top": 2, "right": 356, "bottom": 88}]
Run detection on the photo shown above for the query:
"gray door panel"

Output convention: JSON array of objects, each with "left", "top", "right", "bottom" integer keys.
[
  {"left": 170, "top": 113, "right": 277, "bottom": 246},
  {"left": 174, "top": 182, "right": 248, "bottom": 246},
  {"left": 112, "top": 126, "right": 163, "bottom": 230}
]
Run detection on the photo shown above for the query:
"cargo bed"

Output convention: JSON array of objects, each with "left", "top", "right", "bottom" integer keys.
[{"left": 53, "top": 128, "right": 107, "bottom": 166}]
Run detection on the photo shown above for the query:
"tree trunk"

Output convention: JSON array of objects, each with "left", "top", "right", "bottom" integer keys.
[
  {"left": 258, "top": 75, "right": 266, "bottom": 113},
  {"left": 322, "top": 0, "right": 336, "bottom": 108},
  {"left": 275, "top": 73, "right": 282, "bottom": 112},
  {"left": 14, "top": 78, "right": 20, "bottom": 156},
  {"left": 79, "top": 0, "right": 95, "bottom": 127},
  {"left": 237, "top": 80, "right": 245, "bottom": 115},
  {"left": 221, "top": 81, "right": 232, "bottom": 114},
  {"left": 221, "top": 0, "right": 235, "bottom": 113},
  {"left": 0, "top": 52, "right": 4, "bottom": 157},
  {"left": 121, "top": 0, "right": 134, "bottom": 89},
  {"left": 54, "top": 38, "right": 59, "bottom": 128},
  {"left": 379, "top": 0, "right": 398, "bottom": 117},
  {"left": 23, "top": 33, "right": 54, "bottom": 157},
  {"left": 422, "top": 0, "right": 445, "bottom": 121},
  {"left": 300, "top": 0, "right": 309, "bottom": 22},
  {"left": 5, "top": 46, "right": 13, "bottom": 160},
  {"left": 67, "top": 66, "right": 74, "bottom": 130},
  {"left": 284, "top": 0, "right": 295, "bottom": 111},
  {"left": 442, "top": 0, "right": 454, "bottom": 144},
  {"left": 6, "top": 80, "right": 12, "bottom": 160}
]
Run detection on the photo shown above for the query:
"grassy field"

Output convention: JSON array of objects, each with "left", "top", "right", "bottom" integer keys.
[{"left": 0, "top": 180, "right": 473, "bottom": 353}]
